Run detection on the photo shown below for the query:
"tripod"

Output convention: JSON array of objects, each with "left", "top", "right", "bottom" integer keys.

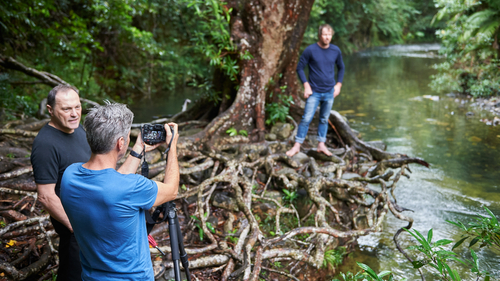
[
  {"left": 152, "top": 202, "right": 191, "bottom": 281},
  {"left": 141, "top": 125, "right": 190, "bottom": 281}
]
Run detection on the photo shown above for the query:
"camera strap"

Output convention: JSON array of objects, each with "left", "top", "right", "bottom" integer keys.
[{"left": 140, "top": 145, "right": 149, "bottom": 177}]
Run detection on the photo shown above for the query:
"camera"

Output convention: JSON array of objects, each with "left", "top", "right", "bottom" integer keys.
[{"left": 141, "top": 124, "right": 171, "bottom": 145}]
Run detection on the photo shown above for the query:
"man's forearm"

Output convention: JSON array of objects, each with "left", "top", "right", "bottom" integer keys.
[
  {"left": 40, "top": 194, "right": 73, "bottom": 231},
  {"left": 164, "top": 146, "right": 179, "bottom": 187},
  {"left": 117, "top": 145, "right": 143, "bottom": 174}
]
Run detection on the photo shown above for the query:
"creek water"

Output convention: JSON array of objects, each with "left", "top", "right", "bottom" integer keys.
[
  {"left": 334, "top": 44, "right": 500, "bottom": 280},
  {"left": 131, "top": 44, "right": 500, "bottom": 280}
]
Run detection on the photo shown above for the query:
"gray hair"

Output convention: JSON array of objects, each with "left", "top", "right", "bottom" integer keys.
[
  {"left": 48, "top": 84, "right": 79, "bottom": 108},
  {"left": 318, "top": 24, "right": 334, "bottom": 39},
  {"left": 83, "top": 101, "right": 134, "bottom": 154}
]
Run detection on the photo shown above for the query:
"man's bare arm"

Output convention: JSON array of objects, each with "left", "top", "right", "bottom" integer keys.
[
  {"left": 154, "top": 123, "right": 179, "bottom": 206},
  {"left": 37, "top": 183, "right": 73, "bottom": 232},
  {"left": 117, "top": 131, "right": 160, "bottom": 174},
  {"left": 117, "top": 142, "right": 143, "bottom": 174}
]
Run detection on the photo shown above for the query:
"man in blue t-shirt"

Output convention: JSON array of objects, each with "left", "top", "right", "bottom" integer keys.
[
  {"left": 60, "top": 102, "right": 179, "bottom": 280},
  {"left": 286, "top": 24, "right": 345, "bottom": 157}
]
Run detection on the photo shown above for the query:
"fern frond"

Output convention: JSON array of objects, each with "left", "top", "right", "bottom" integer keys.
[
  {"left": 467, "top": 9, "right": 497, "bottom": 27},
  {"left": 477, "top": 18, "right": 500, "bottom": 38}
]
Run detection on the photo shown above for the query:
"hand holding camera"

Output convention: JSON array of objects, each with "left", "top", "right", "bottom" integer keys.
[{"left": 132, "top": 123, "right": 178, "bottom": 156}]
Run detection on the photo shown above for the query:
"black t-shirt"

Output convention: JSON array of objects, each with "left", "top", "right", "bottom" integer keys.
[{"left": 31, "top": 123, "right": 91, "bottom": 197}]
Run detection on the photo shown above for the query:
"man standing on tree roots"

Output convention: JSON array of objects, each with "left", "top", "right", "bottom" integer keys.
[
  {"left": 31, "top": 85, "right": 91, "bottom": 280},
  {"left": 60, "top": 102, "right": 179, "bottom": 280},
  {"left": 286, "top": 24, "right": 345, "bottom": 157}
]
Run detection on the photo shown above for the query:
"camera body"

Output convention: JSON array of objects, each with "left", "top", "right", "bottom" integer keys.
[{"left": 141, "top": 124, "right": 167, "bottom": 145}]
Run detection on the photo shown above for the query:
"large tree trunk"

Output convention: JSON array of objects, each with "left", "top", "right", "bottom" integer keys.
[{"left": 190, "top": 0, "right": 315, "bottom": 146}]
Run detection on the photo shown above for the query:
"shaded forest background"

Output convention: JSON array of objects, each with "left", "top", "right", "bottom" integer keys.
[{"left": 1, "top": 0, "right": 499, "bottom": 120}]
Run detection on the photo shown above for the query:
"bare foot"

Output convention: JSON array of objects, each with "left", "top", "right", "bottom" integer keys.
[
  {"left": 317, "top": 142, "right": 332, "bottom": 156},
  {"left": 286, "top": 142, "right": 301, "bottom": 157}
]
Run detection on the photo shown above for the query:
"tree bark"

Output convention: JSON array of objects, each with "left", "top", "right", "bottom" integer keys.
[{"left": 189, "top": 0, "right": 315, "bottom": 145}]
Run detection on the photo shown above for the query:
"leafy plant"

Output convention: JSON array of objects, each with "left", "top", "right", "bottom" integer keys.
[
  {"left": 447, "top": 207, "right": 500, "bottom": 252},
  {"left": 265, "top": 94, "right": 294, "bottom": 126},
  {"left": 405, "top": 228, "right": 490, "bottom": 281},
  {"left": 333, "top": 262, "right": 398, "bottom": 281},
  {"left": 190, "top": 214, "right": 215, "bottom": 241},
  {"left": 225, "top": 228, "right": 238, "bottom": 244},
  {"left": 323, "top": 247, "right": 347, "bottom": 269},
  {"left": 272, "top": 261, "right": 283, "bottom": 268},
  {"left": 226, "top": 127, "right": 238, "bottom": 136},
  {"left": 430, "top": 0, "right": 500, "bottom": 97},
  {"left": 282, "top": 189, "right": 298, "bottom": 203},
  {"left": 225, "top": 127, "right": 248, "bottom": 137}
]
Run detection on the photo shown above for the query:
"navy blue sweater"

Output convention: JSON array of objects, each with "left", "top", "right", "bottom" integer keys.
[{"left": 296, "top": 43, "right": 345, "bottom": 93}]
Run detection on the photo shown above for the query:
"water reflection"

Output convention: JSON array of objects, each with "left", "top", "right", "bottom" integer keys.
[
  {"left": 336, "top": 44, "right": 500, "bottom": 279},
  {"left": 130, "top": 87, "right": 201, "bottom": 123}
]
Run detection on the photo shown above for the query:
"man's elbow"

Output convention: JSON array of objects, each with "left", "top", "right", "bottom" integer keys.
[{"left": 171, "top": 186, "right": 179, "bottom": 201}]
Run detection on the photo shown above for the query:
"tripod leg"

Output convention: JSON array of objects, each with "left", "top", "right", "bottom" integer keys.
[
  {"left": 168, "top": 210, "right": 182, "bottom": 281},
  {"left": 175, "top": 217, "right": 191, "bottom": 281}
]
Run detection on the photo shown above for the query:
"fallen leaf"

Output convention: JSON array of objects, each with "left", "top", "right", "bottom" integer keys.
[{"left": 6, "top": 240, "right": 16, "bottom": 248}]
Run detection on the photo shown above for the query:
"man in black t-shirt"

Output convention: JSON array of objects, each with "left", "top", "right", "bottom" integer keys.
[{"left": 31, "top": 85, "right": 91, "bottom": 280}]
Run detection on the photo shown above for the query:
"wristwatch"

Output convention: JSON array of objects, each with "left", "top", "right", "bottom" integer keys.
[{"left": 130, "top": 150, "right": 143, "bottom": 159}]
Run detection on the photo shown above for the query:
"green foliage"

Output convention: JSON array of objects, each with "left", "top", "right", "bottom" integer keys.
[
  {"left": 405, "top": 228, "right": 466, "bottom": 280},
  {"left": 323, "top": 247, "right": 347, "bottom": 269},
  {"left": 403, "top": 227, "right": 491, "bottom": 281},
  {"left": 0, "top": 0, "right": 244, "bottom": 119},
  {"left": 430, "top": 0, "right": 500, "bottom": 97},
  {"left": 305, "top": 0, "right": 438, "bottom": 54},
  {"left": 447, "top": 207, "right": 500, "bottom": 252},
  {"left": 225, "top": 127, "right": 248, "bottom": 137},
  {"left": 0, "top": 74, "right": 40, "bottom": 120},
  {"left": 187, "top": 0, "right": 252, "bottom": 100},
  {"left": 335, "top": 208, "right": 500, "bottom": 280},
  {"left": 190, "top": 214, "right": 215, "bottom": 241},
  {"left": 333, "top": 263, "right": 398, "bottom": 281},
  {"left": 282, "top": 189, "right": 298, "bottom": 203},
  {"left": 265, "top": 94, "right": 294, "bottom": 126},
  {"left": 272, "top": 261, "right": 283, "bottom": 268},
  {"left": 225, "top": 228, "right": 238, "bottom": 244}
]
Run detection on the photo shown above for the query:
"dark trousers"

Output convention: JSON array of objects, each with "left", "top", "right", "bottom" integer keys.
[{"left": 51, "top": 217, "right": 82, "bottom": 281}]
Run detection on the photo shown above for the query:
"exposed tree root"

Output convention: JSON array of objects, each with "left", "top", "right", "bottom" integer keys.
[{"left": 0, "top": 105, "right": 428, "bottom": 280}]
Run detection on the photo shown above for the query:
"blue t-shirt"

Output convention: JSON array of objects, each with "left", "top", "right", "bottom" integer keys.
[
  {"left": 61, "top": 163, "right": 158, "bottom": 281},
  {"left": 296, "top": 43, "right": 345, "bottom": 93}
]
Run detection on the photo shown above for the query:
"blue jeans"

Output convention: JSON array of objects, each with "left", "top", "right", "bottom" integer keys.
[{"left": 295, "top": 88, "right": 334, "bottom": 144}]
